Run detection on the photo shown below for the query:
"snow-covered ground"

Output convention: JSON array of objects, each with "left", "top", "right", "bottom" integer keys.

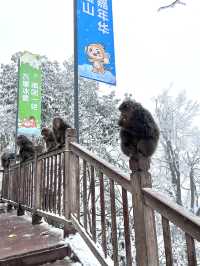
[{"left": 37, "top": 220, "right": 111, "bottom": 265}]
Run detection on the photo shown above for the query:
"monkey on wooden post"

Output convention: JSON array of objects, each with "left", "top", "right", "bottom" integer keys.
[
  {"left": 52, "top": 117, "right": 71, "bottom": 148},
  {"left": 118, "top": 100, "right": 160, "bottom": 161}
]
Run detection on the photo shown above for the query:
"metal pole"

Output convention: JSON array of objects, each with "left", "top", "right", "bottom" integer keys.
[
  {"left": 15, "top": 58, "right": 20, "bottom": 154},
  {"left": 73, "top": 0, "right": 79, "bottom": 143}
]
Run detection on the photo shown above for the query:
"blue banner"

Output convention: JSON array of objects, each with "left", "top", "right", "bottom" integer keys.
[{"left": 77, "top": 0, "right": 116, "bottom": 85}]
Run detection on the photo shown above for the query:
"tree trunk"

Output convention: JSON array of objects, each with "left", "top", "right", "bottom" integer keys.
[
  {"left": 189, "top": 168, "right": 195, "bottom": 212},
  {"left": 166, "top": 140, "right": 182, "bottom": 205}
]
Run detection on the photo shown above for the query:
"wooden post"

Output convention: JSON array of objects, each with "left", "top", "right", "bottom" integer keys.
[
  {"left": 64, "top": 128, "right": 77, "bottom": 236},
  {"left": 130, "top": 157, "right": 159, "bottom": 266},
  {"left": 32, "top": 153, "right": 42, "bottom": 225}
]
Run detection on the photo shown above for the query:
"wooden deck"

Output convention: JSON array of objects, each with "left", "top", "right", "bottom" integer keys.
[{"left": 0, "top": 204, "right": 79, "bottom": 265}]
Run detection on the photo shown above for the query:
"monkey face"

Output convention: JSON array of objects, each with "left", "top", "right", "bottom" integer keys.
[
  {"left": 86, "top": 44, "right": 105, "bottom": 61},
  {"left": 118, "top": 101, "right": 135, "bottom": 128},
  {"left": 41, "top": 128, "right": 49, "bottom": 137},
  {"left": 16, "top": 135, "right": 24, "bottom": 146},
  {"left": 53, "top": 117, "right": 63, "bottom": 129},
  {"left": 118, "top": 114, "right": 128, "bottom": 127},
  {"left": 17, "top": 135, "right": 31, "bottom": 147}
]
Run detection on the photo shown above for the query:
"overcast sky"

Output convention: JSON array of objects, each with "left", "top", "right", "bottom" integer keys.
[{"left": 0, "top": 0, "right": 200, "bottom": 109}]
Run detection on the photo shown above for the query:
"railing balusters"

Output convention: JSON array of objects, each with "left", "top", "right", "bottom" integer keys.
[
  {"left": 46, "top": 157, "right": 50, "bottom": 211},
  {"left": 57, "top": 153, "right": 62, "bottom": 215},
  {"left": 27, "top": 165, "right": 29, "bottom": 206},
  {"left": 109, "top": 179, "right": 119, "bottom": 265},
  {"left": 53, "top": 155, "right": 57, "bottom": 213},
  {"left": 185, "top": 233, "right": 197, "bottom": 266},
  {"left": 30, "top": 162, "right": 34, "bottom": 208},
  {"left": 122, "top": 188, "right": 132, "bottom": 266},
  {"left": 162, "top": 216, "right": 173, "bottom": 266},
  {"left": 49, "top": 156, "right": 54, "bottom": 212},
  {"left": 83, "top": 159, "right": 87, "bottom": 231},
  {"left": 90, "top": 165, "right": 96, "bottom": 242},
  {"left": 99, "top": 171, "right": 107, "bottom": 257},
  {"left": 75, "top": 155, "right": 80, "bottom": 221},
  {"left": 42, "top": 158, "right": 46, "bottom": 210}
]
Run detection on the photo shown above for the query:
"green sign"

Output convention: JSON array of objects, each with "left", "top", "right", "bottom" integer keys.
[{"left": 17, "top": 52, "right": 42, "bottom": 137}]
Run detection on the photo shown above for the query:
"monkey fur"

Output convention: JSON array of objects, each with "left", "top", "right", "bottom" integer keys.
[
  {"left": 118, "top": 100, "right": 159, "bottom": 160},
  {"left": 41, "top": 127, "right": 57, "bottom": 151},
  {"left": 1, "top": 152, "right": 15, "bottom": 169},
  {"left": 16, "top": 135, "right": 35, "bottom": 162},
  {"left": 52, "top": 117, "right": 71, "bottom": 148}
]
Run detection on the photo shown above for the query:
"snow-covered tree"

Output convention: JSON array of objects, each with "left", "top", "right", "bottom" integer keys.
[{"left": 153, "top": 90, "right": 200, "bottom": 205}]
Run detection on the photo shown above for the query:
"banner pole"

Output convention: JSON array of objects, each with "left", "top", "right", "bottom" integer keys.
[
  {"left": 73, "top": 0, "right": 79, "bottom": 143},
  {"left": 15, "top": 58, "right": 20, "bottom": 154}
]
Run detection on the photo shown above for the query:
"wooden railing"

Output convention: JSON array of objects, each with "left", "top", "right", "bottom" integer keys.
[{"left": 1, "top": 128, "right": 200, "bottom": 266}]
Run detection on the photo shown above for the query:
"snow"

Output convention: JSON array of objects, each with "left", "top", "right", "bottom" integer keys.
[{"left": 65, "top": 233, "right": 113, "bottom": 266}]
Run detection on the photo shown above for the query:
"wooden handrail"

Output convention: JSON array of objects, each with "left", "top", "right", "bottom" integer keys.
[
  {"left": 70, "top": 142, "right": 131, "bottom": 192},
  {"left": 2, "top": 129, "right": 200, "bottom": 265},
  {"left": 143, "top": 188, "right": 200, "bottom": 241}
]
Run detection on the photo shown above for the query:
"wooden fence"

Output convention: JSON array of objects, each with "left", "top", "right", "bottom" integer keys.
[{"left": 1, "top": 128, "right": 200, "bottom": 266}]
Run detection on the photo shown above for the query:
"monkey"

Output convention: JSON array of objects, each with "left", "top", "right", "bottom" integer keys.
[
  {"left": 16, "top": 135, "right": 35, "bottom": 162},
  {"left": 34, "top": 144, "right": 44, "bottom": 154},
  {"left": 1, "top": 152, "right": 15, "bottom": 169},
  {"left": 41, "top": 127, "right": 57, "bottom": 151},
  {"left": 118, "top": 100, "right": 160, "bottom": 160},
  {"left": 52, "top": 117, "right": 71, "bottom": 148}
]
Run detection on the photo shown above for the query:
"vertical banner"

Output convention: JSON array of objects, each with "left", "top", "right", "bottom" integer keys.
[
  {"left": 17, "top": 52, "right": 42, "bottom": 137},
  {"left": 77, "top": 0, "right": 116, "bottom": 85}
]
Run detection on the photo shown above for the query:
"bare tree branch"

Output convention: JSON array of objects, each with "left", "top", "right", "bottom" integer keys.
[{"left": 158, "top": 0, "right": 186, "bottom": 12}]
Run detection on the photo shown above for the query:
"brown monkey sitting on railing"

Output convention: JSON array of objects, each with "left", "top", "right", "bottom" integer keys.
[
  {"left": 41, "top": 127, "right": 57, "bottom": 151},
  {"left": 118, "top": 100, "right": 160, "bottom": 160},
  {"left": 16, "top": 135, "right": 35, "bottom": 162},
  {"left": 52, "top": 117, "right": 71, "bottom": 148}
]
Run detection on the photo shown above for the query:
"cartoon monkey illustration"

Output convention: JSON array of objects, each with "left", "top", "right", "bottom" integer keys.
[{"left": 85, "top": 43, "right": 110, "bottom": 74}]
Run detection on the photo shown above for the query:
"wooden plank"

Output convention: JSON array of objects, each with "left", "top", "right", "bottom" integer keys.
[
  {"left": 0, "top": 245, "right": 69, "bottom": 266},
  {"left": 131, "top": 169, "right": 159, "bottom": 266},
  {"left": 99, "top": 172, "right": 107, "bottom": 257},
  {"left": 109, "top": 179, "right": 119, "bottom": 266},
  {"left": 71, "top": 214, "right": 109, "bottom": 266},
  {"left": 143, "top": 188, "right": 200, "bottom": 241},
  {"left": 83, "top": 160, "right": 87, "bottom": 231},
  {"left": 162, "top": 216, "right": 173, "bottom": 266},
  {"left": 185, "top": 233, "right": 197, "bottom": 266},
  {"left": 38, "top": 148, "right": 65, "bottom": 160},
  {"left": 122, "top": 188, "right": 132, "bottom": 266},
  {"left": 64, "top": 129, "right": 76, "bottom": 223},
  {"left": 0, "top": 211, "right": 65, "bottom": 260},
  {"left": 70, "top": 142, "right": 131, "bottom": 192}
]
